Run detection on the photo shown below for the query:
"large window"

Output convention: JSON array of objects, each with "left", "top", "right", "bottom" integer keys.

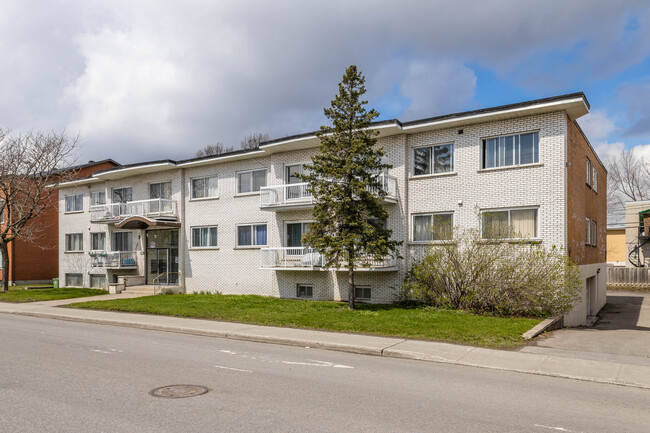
[
  {"left": 91, "top": 191, "right": 106, "bottom": 206},
  {"left": 65, "top": 194, "right": 83, "bottom": 212},
  {"left": 90, "top": 232, "right": 106, "bottom": 251},
  {"left": 113, "top": 232, "right": 132, "bottom": 251},
  {"left": 482, "top": 132, "right": 539, "bottom": 169},
  {"left": 150, "top": 182, "right": 172, "bottom": 212},
  {"left": 90, "top": 275, "right": 106, "bottom": 288},
  {"left": 66, "top": 273, "right": 83, "bottom": 287},
  {"left": 191, "top": 226, "right": 218, "bottom": 248},
  {"left": 412, "top": 213, "right": 453, "bottom": 242},
  {"left": 482, "top": 208, "right": 538, "bottom": 239},
  {"left": 237, "top": 169, "right": 267, "bottom": 194},
  {"left": 191, "top": 176, "right": 218, "bottom": 199},
  {"left": 237, "top": 224, "right": 267, "bottom": 246},
  {"left": 65, "top": 233, "right": 83, "bottom": 252},
  {"left": 112, "top": 187, "right": 132, "bottom": 203},
  {"left": 413, "top": 144, "right": 453, "bottom": 176},
  {"left": 286, "top": 222, "right": 311, "bottom": 248}
]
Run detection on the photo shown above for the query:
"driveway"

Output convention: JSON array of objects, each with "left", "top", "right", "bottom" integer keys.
[{"left": 520, "top": 291, "right": 650, "bottom": 365}]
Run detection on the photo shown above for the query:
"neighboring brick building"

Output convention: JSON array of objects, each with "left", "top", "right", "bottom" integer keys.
[
  {"left": 0, "top": 159, "right": 119, "bottom": 285},
  {"left": 57, "top": 93, "right": 606, "bottom": 326}
]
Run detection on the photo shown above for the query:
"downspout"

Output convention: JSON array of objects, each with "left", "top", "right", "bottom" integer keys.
[
  {"left": 403, "top": 134, "right": 410, "bottom": 272},
  {"left": 180, "top": 167, "right": 186, "bottom": 292}
]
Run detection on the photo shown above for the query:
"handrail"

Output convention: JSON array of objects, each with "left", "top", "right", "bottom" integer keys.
[{"left": 153, "top": 271, "right": 181, "bottom": 295}]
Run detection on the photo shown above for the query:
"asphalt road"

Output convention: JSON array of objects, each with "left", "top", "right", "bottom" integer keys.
[{"left": 1, "top": 315, "right": 648, "bottom": 433}]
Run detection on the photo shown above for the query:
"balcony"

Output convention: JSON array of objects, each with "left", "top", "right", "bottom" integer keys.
[
  {"left": 260, "top": 247, "right": 397, "bottom": 271},
  {"left": 91, "top": 199, "right": 178, "bottom": 223},
  {"left": 260, "top": 174, "right": 398, "bottom": 211},
  {"left": 90, "top": 251, "right": 138, "bottom": 269}
]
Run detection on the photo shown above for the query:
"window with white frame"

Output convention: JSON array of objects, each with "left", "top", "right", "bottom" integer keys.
[
  {"left": 113, "top": 232, "right": 132, "bottom": 251},
  {"left": 91, "top": 191, "right": 106, "bottom": 206},
  {"left": 482, "top": 208, "right": 538, "bottom": 239},
  {"left": 482, "top": 132, "right": 539, "bottom": 169},
  {"left": 66, "top": 273, "right": 83, "bottom": 287},
  {"left": 413, "top": 143, "right": 454, "bottom": 176},
  {"left": 591, "top": 220, "right": 597, "bottom": 246},
  {"left": 286, "top": 222, "right": 311, "bottom": 248},
  {"left": 354, "top": 286, "right": 371, "bottom": 300},
  {"left": 237, "top": 224, "right": 267, "bottom": 246},
  {"left": 90, "top": 232, "right": 106, "bottom": 251},
  {"left": 412, "top": 213, "right": 453, "bottom": 242},
  {"left": 237, "top": 169, "right": 267, "bottom": 194},
  {"left": 585, "top": 218, "right": 591, "bottom": 245},
  {"left": 592, "top": 167, "right": 598, "bottom": 192},
  {"left": 297, "top": 284, "right": 313, "bottom": 298},
  {"left": 112, "top": 187, "right": 132, "bottom": 203},
  {"left": 191, "top": 176, "right": 218, "bottom": 199},
  {"left": 586, "top": 158, "right": 591, "bottom": 187},
  {"left": 65, "top": 233, "right": 83, "bottom": 252},
  {"left": 191, "top": 226, "right": 218, "bottom": 248},
  {"left": 65, "top": 194, "right": 83, "bottom": 212}
]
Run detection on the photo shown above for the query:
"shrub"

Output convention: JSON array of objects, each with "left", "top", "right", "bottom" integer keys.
[{"left": 400, "top": 228, "right": 582, "bottom": 317}]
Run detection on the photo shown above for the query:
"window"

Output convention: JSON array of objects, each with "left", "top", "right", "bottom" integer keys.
[
  {"left": 90, "top": 232, "right": 106, "bottom": 251},
  {"left": 585, "top": 218, "right": 591, "bottom": 245},
  {"left": 297, "top": 284, "right": 313, "bottom": 298},
  {"left": 586, "top": 158, "right": 591, "bottom": 187},
  {"left": 286, "top": 222, "right": 311, "bottom": 247},
  {"left": 591, "top": 221, "right": 597, "bottom": 247},
  {"left": 91, "top": 191, "right": 106, "bottom": 206},
  {"left": 191, "top": 226, "right": 218, "bottom": 248},
  {"left": 65, "top": 194, "right": 83, "bottom": 212},
  {"left": 90, "top": 275, "right": 106, "bottom": 289},
  {"left": 112, "top": 187, "right": 132, "bottom": 203},
  {"left": 65, "top": 233, "right": 83, "bottom": 252},
  {"left": 412, "top": 213, "right": 453, "bottom": 242},
  {"left": 66, "top": 273, "right": 83, "bottom": 287},
  {"left": 191, "top": 176, "right": 218, "bottom": 199},
  {"left": 593, "top": 167, "right": 598, "bottom": 192},
  {"left": 0, "top": 249, "right": 3, "bottom": 269},
  {"left": 413, "top": 143, "right": 453, "bottom": 176},
  {"left": 150, "top": 182, "right": 172, "bottom": 212},
  {"left": 237, "top": 224, "right": 267, "bottom": 246},
  {"left": 482, "top": 132, "right": 539, "bottom": 169},
  {"left": 113, "top": 232, "right": 132, "bottom": 251},
  {"left": 355, "top": 286, "right": 371, "bottom": 300},
  {"left": 237, "top": 169, "right": 267, "bottom": 194},
  {"left": 482, "top": 208, "right": 538, "bottom": 239}
]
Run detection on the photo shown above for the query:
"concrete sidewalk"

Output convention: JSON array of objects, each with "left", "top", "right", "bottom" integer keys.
[{"left": 1, "top": 295, "right": 649, "bottom": 390}]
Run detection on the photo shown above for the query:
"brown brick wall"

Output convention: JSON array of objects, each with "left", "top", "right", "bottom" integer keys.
[
  {"left": 1, "top": 160, "right": 118, "bottom": 283},
  {"left": 566, "top": 117, "right": 607, "bottom": 265}
]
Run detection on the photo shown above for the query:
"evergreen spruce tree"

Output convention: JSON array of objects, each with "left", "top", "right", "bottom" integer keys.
[{"left": 302, "top": 65, "right": 401, "bottom": 309}]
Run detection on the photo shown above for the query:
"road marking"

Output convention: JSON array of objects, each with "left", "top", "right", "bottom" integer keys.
[
  {"left": 281, "top": 359, "right": 354, "bottom": 369},
  {"left": 220, "top": 350, "right": 237, "bottom": 355},
  {"left": 534, "top": 424, "right": 576, "bottom": 432},
  {"left": 214, "top": 365, "right": 253, "bottom": 373},
  {"left": 87, "top": 347, "right": 123, "bottom": 354}
]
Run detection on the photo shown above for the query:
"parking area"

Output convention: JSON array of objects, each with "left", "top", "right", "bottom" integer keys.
[{"left": 520, "top": 291, "right": 650, "bottom": 364}]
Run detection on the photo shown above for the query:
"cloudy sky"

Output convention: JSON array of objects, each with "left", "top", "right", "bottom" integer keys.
[{"left": 1, "top": 0, "right": 650, "bottom": 164}]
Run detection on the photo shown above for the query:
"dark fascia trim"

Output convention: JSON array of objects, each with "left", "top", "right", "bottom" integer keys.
[
  {"left": 92, "top": 159, "right": 177, "bottom": 176},
  {"left": 177, "top": 147, "right": 261, "bottom": 164}
]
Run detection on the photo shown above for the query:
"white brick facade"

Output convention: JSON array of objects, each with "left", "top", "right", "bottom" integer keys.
[{"left": 57, "top": 94, "right": 602, "bottom": 325}]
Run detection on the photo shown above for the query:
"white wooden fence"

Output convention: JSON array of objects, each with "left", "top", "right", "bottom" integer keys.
[{"left": 607, "top": 266, "right": 650, "bottom": 287}]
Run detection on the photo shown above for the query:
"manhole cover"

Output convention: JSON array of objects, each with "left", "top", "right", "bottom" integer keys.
[{"left": 149, "top": 385, "right": 209, "bottom": 399}]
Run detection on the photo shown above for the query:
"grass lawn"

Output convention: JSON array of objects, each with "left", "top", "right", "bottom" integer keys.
[
  {"left": 0, "top": 285, "right": 108, "bottom": 303},
  {"left": 66, "top": 294, "right": 541, "bottom": 349}
]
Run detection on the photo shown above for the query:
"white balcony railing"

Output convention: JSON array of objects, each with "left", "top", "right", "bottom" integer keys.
[
  {"left": 90, "top": 251, "right": 137, "bottom": 269},
  {"left": 260, "top": 247, "right": 397, "bottom": 270},
  {"left": 260, "top": 173, "right": 398, "bottom": 209},
  {"left": 90, "top": 199, "right": 177, "bottom": 223}
]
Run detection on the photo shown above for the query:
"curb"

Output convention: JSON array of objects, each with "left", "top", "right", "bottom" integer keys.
[{"left": 4, "top": 308, "right": 650, "bottom": 390}]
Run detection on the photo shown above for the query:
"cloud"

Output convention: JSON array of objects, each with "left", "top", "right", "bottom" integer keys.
[
  {"left": 620, "top": 78, "right": 650, "bottom": 137},
  {"left": 1, "top": 0, "right": 650, "bottom": 163}
]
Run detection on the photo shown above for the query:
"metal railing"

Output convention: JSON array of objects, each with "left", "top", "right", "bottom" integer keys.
[
  {"left": 89, "top": 251, "right": 137, "bottom": 269},
  {"left": 260, "top": 173, "right": 398, "bottom": 208},
  {"left": 260, "top": 247, "right": 397, "bottom": 269},
  {"left": 153, "top": 272, "right": 181, "bottom": 295},
  {"left": 90, "top": 198, "right": 178, "bottom": 223}
]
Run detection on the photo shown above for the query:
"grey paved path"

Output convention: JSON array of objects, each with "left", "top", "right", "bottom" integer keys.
[{"left": 1, "top": 293, "right": 649, "bottom": 390}]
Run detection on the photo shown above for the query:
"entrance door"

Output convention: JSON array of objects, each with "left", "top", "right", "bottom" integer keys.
[
  {"left": 147, "top": 249, "right": 169, "bottom": 285},
  {"left": 146, "top": 229, "right": 179, "bottom": 285}
]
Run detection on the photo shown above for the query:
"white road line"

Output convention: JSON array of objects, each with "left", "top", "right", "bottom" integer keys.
[
  {"left": 534, "top": 424, "right": 575, "bottom": 432},
  {"left": 214, "top": 365, "right": 253, "bottom": 373}
]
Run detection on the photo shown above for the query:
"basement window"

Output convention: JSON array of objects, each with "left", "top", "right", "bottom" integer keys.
[{"left": 297, "top": 284, "right": 313, "bottom": 298}]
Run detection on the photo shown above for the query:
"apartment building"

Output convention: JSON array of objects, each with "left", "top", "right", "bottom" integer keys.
[
  {"left": 57, "top": 93, "right": 605, "bottom": 326},
  {"left": 0, "top": 159, "right": 118, "bottom": 285}
]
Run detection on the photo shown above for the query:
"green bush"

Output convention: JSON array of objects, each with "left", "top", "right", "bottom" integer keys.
[{"left": 400, "top": 228, "right": 582, "bottom": 317}]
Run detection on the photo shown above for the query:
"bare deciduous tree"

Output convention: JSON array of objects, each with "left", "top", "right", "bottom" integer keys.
[
  {"left": 195, "top": 142, "right": 234, "bottom": 158},
  {"left": 240, "top": 132, "right": 269, "bottom": 150},
  {"left": 607, "top": 149, "right": 650, "bottom": 207},
  {"left": 0, "top": 129, "right": 79, "bottom": 292}
]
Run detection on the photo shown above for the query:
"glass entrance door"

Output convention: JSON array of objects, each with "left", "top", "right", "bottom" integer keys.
[
  {"left": 146, "top": 229, "right": 179, "bottom": 285},
  {"left": 147, "top": 249, "right": 168, "bottom": 284}
]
